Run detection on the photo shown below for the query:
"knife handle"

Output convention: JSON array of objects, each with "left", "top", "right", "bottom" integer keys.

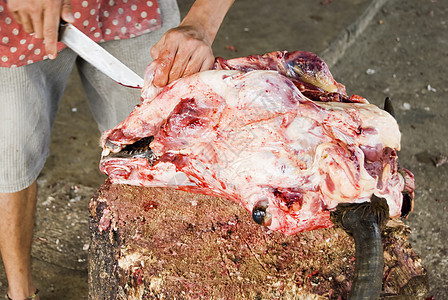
[{"left": 58, "top": 19, "right": 68, "bottom": 42}]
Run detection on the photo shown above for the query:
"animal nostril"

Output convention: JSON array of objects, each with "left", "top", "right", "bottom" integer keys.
[{"left": 252, "top": 200, "right": 272, "bottom": 227}]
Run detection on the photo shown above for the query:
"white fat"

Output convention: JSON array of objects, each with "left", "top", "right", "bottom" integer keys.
[
  {"left": 198, "top": 70, "right": 241, "bottom": 101},
  {"left": 317, "top": 102, "right": 401, "bottom": 150},
  {"left": 104, "top": 67, "right": 407, "bottom": 234}
]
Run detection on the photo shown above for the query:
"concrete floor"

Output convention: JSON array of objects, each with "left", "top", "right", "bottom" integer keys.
[
  {"left": 331, "top": 0, "right": 448, "bottom": 297},
  {"left": 0, "top": 0, "right": 446, "bottom": 298}
]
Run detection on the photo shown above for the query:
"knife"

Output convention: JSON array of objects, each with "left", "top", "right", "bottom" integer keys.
[{"left": 59, "top": 23, "right": 144, "bottom": 89}]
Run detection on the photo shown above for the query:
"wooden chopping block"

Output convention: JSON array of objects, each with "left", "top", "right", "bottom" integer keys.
[{"left": 88, "top": 182, "right": 429, "bottom": 299}]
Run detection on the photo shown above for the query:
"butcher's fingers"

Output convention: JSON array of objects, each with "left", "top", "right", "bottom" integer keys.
[
  {"left": 167, "top": 44, "right": 213, "bottom": 84},
  {"left": 150, "top": 30, "right": 173, "bottom": 86},
  {"left": 183, "top": 47, "right": 215, "bottom": 77},
  {"left": 42, "top": 3, "right": 61, "bottom": 58},
  {"left": 15, "top": 12, "right": 34, "bottom": 34},
  {"left": 11, "top": 11, "right": 22, "bottom": 24},
  {"left": 60, "top": 0, "right": 74, "bottom": 24},
  {"left": 174, "top": 40, "right": 214, "bottom": 80},
  {"left": 43, "top": 0, "right": 74, "bottom": 59},
  {"left": 152, "top": 50, "right": 176, "bottom": 87},
  {"left": 30, "top": 13, "right": 44, "bottom": 39},
  {"left": 6, "top": 0, "right": 44, "bottom": 36},
  {"left": 6, "top": 0, "right": 74, "bottom": 59},
  {"left": 167, "top": 49, "right": 192, "bottom": 84},
  {"left": 7, "top": 0, "right": 30, "bottom": 30},
  {"left": 150, "top": 24, "right": 216, "bottom": 86},
  {"left": 197, "top": 49, "right": 215, "bottom": 72}
]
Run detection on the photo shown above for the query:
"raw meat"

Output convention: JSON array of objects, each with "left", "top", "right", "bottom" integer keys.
[{"left": 100, "top": 51, "right": 414, "bottom": 235}]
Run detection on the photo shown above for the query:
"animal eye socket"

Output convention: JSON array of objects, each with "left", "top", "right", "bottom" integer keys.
[{"left": 252, "top": 200, "right": 272, "bottom": 227}]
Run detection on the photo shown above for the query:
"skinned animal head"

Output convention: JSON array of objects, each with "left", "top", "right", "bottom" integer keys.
[{"left": 100, "top": 51, "right": 414, "bottom": 235}]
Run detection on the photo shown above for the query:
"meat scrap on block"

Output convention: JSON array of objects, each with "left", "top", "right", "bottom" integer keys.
[{"left": 100, "top": 51, "right": 414, "bottom": 236}]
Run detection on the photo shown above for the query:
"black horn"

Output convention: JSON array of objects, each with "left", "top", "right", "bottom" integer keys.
[
  {"left": 330, "top": 195, "right": 389, "bottom": 299},
  {"left": 384, "top": 97, "right": 395, "bottom": 118}
]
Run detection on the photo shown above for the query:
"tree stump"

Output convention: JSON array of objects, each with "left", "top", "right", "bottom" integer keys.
[{"left": 88, "top": 182, "right": 428, "bottom": 299}]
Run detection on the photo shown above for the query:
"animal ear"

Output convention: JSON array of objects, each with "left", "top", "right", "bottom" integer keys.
[{"left": 384, "top": 97, "right": 395, "bottom": 118}]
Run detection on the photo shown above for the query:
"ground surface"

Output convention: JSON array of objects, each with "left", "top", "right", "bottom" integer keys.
[
  {"left": 0, "top": 0, "right": 446, "bottom": 298},
  {"left": 331, "top": 0, "right": 448, "bottom": 297}
]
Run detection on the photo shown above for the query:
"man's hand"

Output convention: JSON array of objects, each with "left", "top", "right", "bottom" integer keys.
[
  {"left": 150, "top": 25, "right": 215, "bottom": 87},
  {"left": 150, "top": 0, "right": 234, "bottom": 87},
  {"left": 6, "top": 0, "right": 74, "bottom": 59}
]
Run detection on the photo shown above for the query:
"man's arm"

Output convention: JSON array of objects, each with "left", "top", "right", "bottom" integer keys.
[{"left": 150, "top": 0, "right": 235, "bottom": 87}]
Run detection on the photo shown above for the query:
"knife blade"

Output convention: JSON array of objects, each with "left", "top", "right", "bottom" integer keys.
[{"left": 59, "top": 23, "right": 144, "bottom": 89}]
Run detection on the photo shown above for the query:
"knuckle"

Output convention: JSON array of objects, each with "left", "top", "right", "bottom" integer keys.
[
  {"left": 170, "top": 68, "right": 181, "bottom": 79},
  {"left": 23, "top": 25, "right": 34, "bottom": 33},
  {"left": 166, "top": 29, "right": 181, "bottom": 38},
  {"left": 6, "top": 1, "right": 22, "bottom": 11},
  {"left": 28, "top": 4, "right": 41, "bottom": 15},
  {"left": 6, "top": 3, "right": 16, "bottom": 11},
  {"left": 150, "top": 47, "right": 158, "bottom": 58},
  {"left": 62, "top": 0, "right": 72, "bottom": 9},
  {"left": 43, "top": 26, "right": 57, "bottom": 37}
]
